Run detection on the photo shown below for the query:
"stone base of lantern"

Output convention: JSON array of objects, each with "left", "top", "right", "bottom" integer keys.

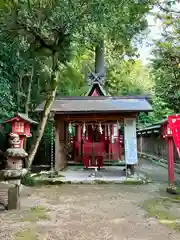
[
  {"left": 7, "top": 157, "right": 23, "bottom": 170},
  {"left": 6, "top": 158, "right": 23, "bottom": 186},
  {"left": 8, "top": 179, "right": 21, "bottom": 186},
  {"left": 8, "top": 185, "right": 20, "bottom": 210},
  {"left": 0, "top": 169, "right": 28, "bottom": 210}
]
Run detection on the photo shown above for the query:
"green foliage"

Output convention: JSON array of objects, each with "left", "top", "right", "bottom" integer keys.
[
  {"left": 0, "top": 40, "right": 18, "bottom": 119},
  {"left": 4, "top": 0, "right": 154, "bottom": 55},
  {"left": 0, "top": 34, "right": 42, "bottom": 120},
  {"left": 150, "top": 2, "right": 180, "bottom": 113},
  {"left": 0, "top": 0, "right": 156, "bottom": 162},
  {"left": 0, "top": 0, "right": 155, "bottom": 115},
  {"left": 0, "top": 0, "right": 155, "bottom": 109},
  {"left": 106, "top": 59, "right": 153, "bottom": 96},
  {"left": 21, "top": 172, "right": 36, "bottom": 186},
  {"left": 137, "top": 1, "right": 180, "bottom": 126},
  {"left": 57, "top": 64, "right": 86, "bottom": 96},
  {"left": 139, "top": 95, "right": 174, "bottom": 126}
]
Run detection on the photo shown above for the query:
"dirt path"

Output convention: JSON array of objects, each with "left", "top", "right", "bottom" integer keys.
[{"left": 0, "top": 160, "right": 180, "bottom": 240}]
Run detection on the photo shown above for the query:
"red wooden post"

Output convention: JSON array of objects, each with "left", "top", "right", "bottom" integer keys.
[
  {"left": 77, "top": 125, "right": 81, "bottom": 142},
  {"left": 161, "top": 118, "right": 178, "bottom": 185},
  {"left": 167, "top": 137, "right": 175, "bottom": 184}
]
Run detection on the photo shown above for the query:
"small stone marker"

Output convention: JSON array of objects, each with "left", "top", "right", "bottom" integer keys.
[{"left": 8, "top": 185, "right": 20, "bottom": 210}]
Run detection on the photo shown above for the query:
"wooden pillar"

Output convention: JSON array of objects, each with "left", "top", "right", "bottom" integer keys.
[
  {"left": 65, "top": 123, "right": 69, "bottom": 161},
  {"left": 77, "top": 125, "right": 82, "bottom": 160},
  {"left": 124, "top": 118, "right": 138, "bottom": 175},
  {"left": 140, "top": 135, "right": 143, "bottom": 153},
  {"left": 65, "top": 123, "right": 69, "bottom": 146},
  {"left": 77, "top": 125, "right": 81, "bottom": 142},
  {"left": 55, "top": 119, "right": 67, "bottom": 171}
]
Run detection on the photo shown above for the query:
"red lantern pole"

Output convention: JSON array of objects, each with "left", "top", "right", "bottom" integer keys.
[{"left": 167, "top": 137, "right": 175, "bottom": 185}]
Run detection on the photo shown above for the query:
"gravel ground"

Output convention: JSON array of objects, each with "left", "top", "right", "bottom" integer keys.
[{"left": 0, "top": 160, "right": 180, "bottom": 240}]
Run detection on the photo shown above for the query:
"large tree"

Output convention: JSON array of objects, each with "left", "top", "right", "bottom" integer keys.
[
  {"left": 151, "top": 1, "right": 180, "bottom": 113},
  {"left": 2, "top": 0, "right": 155, "bottom": 166},
  {"left": 106, "top": 59, "right": 153, "bottom": 95}
]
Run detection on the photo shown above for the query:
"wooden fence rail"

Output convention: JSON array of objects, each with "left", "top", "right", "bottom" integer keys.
[
  {"left": 137, "top": 132, "right": 180, "bottom": 173},
  {"left": 138, "top": 151, "right": 180, "bottom": 174}
]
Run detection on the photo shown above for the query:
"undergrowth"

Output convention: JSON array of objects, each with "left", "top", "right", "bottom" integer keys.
[{"left": 142, "top": 196, "right": 180, "bottom": 231}]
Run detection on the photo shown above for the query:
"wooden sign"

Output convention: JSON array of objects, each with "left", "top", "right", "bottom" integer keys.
[
  {"left": 124, "top": 118, "right": 138, "bottom": 164},
  {"left": 168, "top": 114, "right": 180, "bottom": 157}
]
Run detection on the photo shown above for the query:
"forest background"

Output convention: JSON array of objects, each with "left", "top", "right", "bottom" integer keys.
[{"left": 0, "top": 0, "right": 179, "bottom": 166}]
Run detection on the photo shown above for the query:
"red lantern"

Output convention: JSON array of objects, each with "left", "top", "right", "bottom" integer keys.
[{"left": 3, "top": 113, "right": 38, "bottom": 149}]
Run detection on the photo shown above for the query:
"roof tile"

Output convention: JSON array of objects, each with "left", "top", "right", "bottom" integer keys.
[{"left": 35, "top": 96, "right": 152, "bottom": 113}]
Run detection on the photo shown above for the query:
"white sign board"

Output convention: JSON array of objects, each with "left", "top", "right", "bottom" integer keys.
[
  {"left": 124, "top": 118, "right": 138, "bottom": 165},
  {"left": 111, "top": 124, "right": 118, "bottom": 143}
]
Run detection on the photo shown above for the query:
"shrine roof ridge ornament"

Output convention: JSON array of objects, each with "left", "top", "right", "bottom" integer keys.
[{"left": 87, "top": 71, "right": 105, "bottom": 85}]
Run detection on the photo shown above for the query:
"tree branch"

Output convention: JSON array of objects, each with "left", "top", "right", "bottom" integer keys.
[
  {"left": 16, "top": 20, "right": 54, "bottom": 50},
  {"left": 157, "top": 3, "right": 180, "bottom": 14}
]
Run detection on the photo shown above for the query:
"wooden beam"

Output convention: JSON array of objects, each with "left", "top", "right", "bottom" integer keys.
[{"left": 55, "top": 113, "right": 137, "bottom": 122}]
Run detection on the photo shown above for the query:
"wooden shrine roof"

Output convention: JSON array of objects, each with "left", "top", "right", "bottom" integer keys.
[
  {"left": 137, "top": 119, "right": 167, "bottom": 135},
  {"left": 3, "top": 112, "right": 38, "bottom": 125},
  {"left": 35, "top": 96, "right": 152, "bottom": 114}
]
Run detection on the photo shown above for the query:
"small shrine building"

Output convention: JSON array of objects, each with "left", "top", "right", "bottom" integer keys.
[{"left": 36, "top": 79, "right": 152, "bottom": 172}]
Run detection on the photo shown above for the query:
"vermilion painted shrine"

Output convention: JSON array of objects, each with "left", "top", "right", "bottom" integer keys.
[
  {"left": 36, "top": 43, "right": 153, "bottom": 174},
  {"left": 36, "top": 80, "right": 152, "bottom": 172}
]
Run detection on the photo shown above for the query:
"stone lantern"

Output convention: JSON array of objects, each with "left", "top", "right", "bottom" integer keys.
[{"left": 5, "top": 133, "right": 28, "bottom": 185}]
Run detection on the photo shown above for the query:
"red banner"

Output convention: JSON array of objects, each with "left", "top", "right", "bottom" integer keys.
[{"left": 168, "top": 114, "right": 180, "bottom": 158}]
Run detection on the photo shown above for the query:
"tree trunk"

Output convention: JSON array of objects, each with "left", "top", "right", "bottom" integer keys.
[
  {"left": 27, "top": 86, "right": 57, "bottom": 168},
  {"left": 27, "top": 57, "right": 59, "bottom": 168},
  {"left": 25, "top": 65, "right": 34, "bottom": 115},
  {"left": 95, "top": 40, "right": 105, "bottom": 76},
  {"left": 24, "top": 65, "right": 34, "bottom": 153}
]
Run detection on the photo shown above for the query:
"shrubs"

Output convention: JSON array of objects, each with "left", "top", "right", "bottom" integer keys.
[{"left": 21, "top": 173, "right": 36, "bottom": 186}]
